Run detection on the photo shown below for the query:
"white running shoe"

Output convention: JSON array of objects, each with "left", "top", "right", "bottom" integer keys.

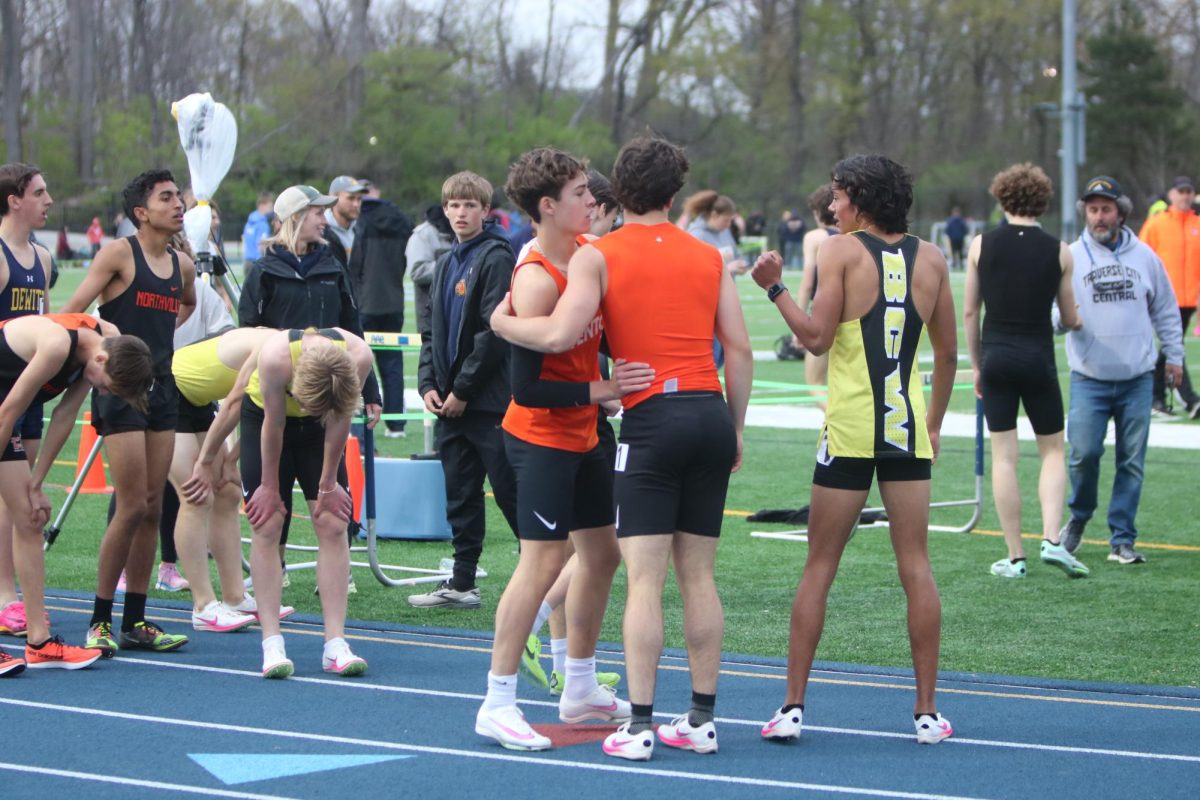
[
  {"left": 602, "top": 722, "right": 654, "bottom": 761},
  {"left": 558, "top": 682, "right": 631, "bottom": 724},
  {"left": 229, "top": 593, "right": 295, "bottom": 621},
  {"left": 761, "top": 706, "right": 803, "bottom": 741},
  {"left": 192, "top": 599, "right": 256, "bottom": 633},
  {"left": 321, "top": 638, "right": 367, "bottom": 677},
  {"left": 656, "top": 714, "right": 718, "bottom": 753},
  {"left": 261, "top": 637, "right": 293, "bottom": 679},
  {"left": 990, "top": 558, "right": 1027, "bottom": 578},
  {"left": 915, "top": 713, "right": 953, "bottom": 744},
  {"left": 475, "top": 704, "right": 552, "bottom": 751}
]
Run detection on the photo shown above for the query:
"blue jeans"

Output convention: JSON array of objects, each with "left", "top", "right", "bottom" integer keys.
[
  {"left": 361, "top": 312, "right": 406, "bottom": 432},
  {"left": 1066, "top": 372, "right": 1152, "bottom": 546}
]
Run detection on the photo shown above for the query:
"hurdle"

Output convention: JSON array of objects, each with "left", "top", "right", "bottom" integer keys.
[{"left": 750, "top": 374, "right": 984, "bottom": 543}]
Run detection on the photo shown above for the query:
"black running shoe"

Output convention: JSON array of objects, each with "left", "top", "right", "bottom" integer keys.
[{"left": 1059, "top": 518, "right": 1087, "bottom": 554}]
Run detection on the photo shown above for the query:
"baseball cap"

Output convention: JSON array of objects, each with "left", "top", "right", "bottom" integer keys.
[
  {"left": 329, "top": 175, "right": 367, "bottom": 195},
  {"left": 1081, "top": 176, "right": 1122, "bottom": 202},
  {"left": 274, "top": 185, "right": 336, "bottom": 219},
  {"left": 1170, "top": 176, "right": 1195, "bottom": 192}
]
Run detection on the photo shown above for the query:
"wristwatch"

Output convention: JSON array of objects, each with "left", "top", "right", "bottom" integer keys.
[{"left": 767, "top": 283, "right": 788, "bottom": 302}]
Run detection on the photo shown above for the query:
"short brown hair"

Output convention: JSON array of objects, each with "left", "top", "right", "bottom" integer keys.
[
  {"left": 504, "top": 148, "right": 588, "bottom": 223},
  {"left": 612, "top": 137, "right": 689, "bottom": 215},
  {"left": 291, "top": 344, "right": 360, "bottom": 426},
  {"left": 808, "top": 184, "right": 836, "bottom": 226},
  {"left": 0, "top": 163, "right": 43, "bottom": 217},
  {"left": 102, "top": 335, "right": 154, "bottom": 414},
  {"left": 990, "top": 163, "right": 1053, "bottom": 218},
  {"left": 441, "top": 171, "right": 493, "bottom": 207},
  {"left": 683, "top": 190, "right": 736, "bottom": 220}
]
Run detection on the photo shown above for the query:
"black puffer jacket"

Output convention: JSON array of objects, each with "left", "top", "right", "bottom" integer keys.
[
  {"left": 238, "top": 244, "right": 381, "bottom": 404},
  {"left": 349, "top": 198, "right": 413, "bottom": 317}
]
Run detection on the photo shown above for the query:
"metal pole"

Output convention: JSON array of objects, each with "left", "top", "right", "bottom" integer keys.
[{"left": 1060, "top": 0, "right": 1079, "bottom": 242}]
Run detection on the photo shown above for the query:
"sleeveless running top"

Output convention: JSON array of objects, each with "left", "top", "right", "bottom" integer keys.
[
  {"left": 502, "top": 238, "right": 601, "bottom": 452},
  {"left": 245, "top": 328, "right": 347, "bottom": 418},
  {"left": 0, "top": 238, "right": 46, "bottom": 319},
  {"left": 97, "top": 236, "right": 181, "bottom": 377},
  {"left": 823, "top": 232, "right": 932, "bottom": 459},
  {"left": 977, "top": 224, "right": 1061, "bottom": 340},
  {"left": 592, "top": 223, "right": 723, "bottom": 410},
  {"left": 0, "top": 313, "right": 101, "bottom": 403},
  {"left": 173, "top": 333, "right": 241, "bottom": 407}
]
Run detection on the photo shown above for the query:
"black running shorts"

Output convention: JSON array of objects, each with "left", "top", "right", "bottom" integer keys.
[
  {"left": 239, "top": 398, "right": 348, "bottom": 507},
  {"left": 979, "top": 338, "right": 1063, "bottom": 435},
  {"left": 812, "top": 432, "right": 931, "bottom": 491},
  {"left": 504, "top": 433, "right": 614, "bottom": 541},
  {"left": 613, "top": 392, "right": 736, "bottom": 538},
  {"left": 92, "top": 373, "right": 179, "bottom": 435},
  {"left": 176, "top": 396, "right": 216, "bottom": 434},
  {"left": 17, "top": 403, "right": 43, "bottom": 441}
]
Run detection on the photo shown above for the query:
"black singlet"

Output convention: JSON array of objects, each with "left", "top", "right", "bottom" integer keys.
[
  {"left": 977, "top": 224, "right": 1061, "bottom": 340},
  {"left": 0, "top": 329, "right": 84, "bottom": 404},
  {"left": 97, "top": 236, "right": 181, "bottom": 376},
  {"left": 0, "top": 237, "right": 47, "bottom": 320}
]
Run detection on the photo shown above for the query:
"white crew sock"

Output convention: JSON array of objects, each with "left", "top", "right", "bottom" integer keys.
[
  {"left": 484, "top": 671, "right": 518, "bottom": 710},
  {"left": 563, "top": 655, "right": 598, "bottom": 702},
  {"left": 530, "top": 601, "right": 553, "bottom": 637},
  {"left": 323, "top": 637, "right": 346, "bottom": 658},
  {"left": 550, "top": 638, "right": 567, "bottom": 675},
  {"left": 262, "top": 634, "right": 285, "bottom": 654}
]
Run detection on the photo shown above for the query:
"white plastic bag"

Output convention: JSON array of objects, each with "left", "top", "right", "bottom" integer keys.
[{"left": 172, "top": 92, "right": 238, "bottom": 257}]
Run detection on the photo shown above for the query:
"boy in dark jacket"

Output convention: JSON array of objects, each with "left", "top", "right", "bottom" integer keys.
[{"left": 411, "top": 171, "right": 519, "bottom": 608}]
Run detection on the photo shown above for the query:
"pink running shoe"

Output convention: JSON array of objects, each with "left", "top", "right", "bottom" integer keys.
[
  {"left": 0, "top": 601, "right": 27, "bottom": 637},
  {"left": 155, "top": 563, "right": 190, "bottom": 592}
]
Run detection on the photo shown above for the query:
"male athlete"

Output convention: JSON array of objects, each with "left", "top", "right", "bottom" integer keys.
[
  {"left": 0, "top": 163, "right": 54, "bottom": 639},
  {"left": 751, "top": 154, "right": 957, "bottom": 744},
  {"left": 0, "top": 313, "right": 153, "bottom": 675},
  {"left": 62, "top": 169, "right": 196, "bottom": 657},
  {"left": 198, "top": 327, "right": 373, "bottom": 678}
]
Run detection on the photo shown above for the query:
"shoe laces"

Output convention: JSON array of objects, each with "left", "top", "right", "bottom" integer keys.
[
  {"left": 91, "top": 621, "right": 113, "bottom": 638},
  {"left": 137, "top": 621, "right": 165, "bottom": 637}
]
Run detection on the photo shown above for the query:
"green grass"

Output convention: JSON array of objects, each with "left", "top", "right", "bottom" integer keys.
[{"left": 37, "top": 263, "right": 1200, "bottom": 688}]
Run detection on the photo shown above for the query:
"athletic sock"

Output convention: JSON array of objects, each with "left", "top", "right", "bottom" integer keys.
[
  {"left": 27, "top": 637, "right": 51, "bottom": 649},
  {"left": 530, "top": 601, "right": 552, "bottom": 637},
  {"left": 322, "top": 637, "right": 346, "bottom": 659},
  {"left": 688, "top": 691, "right": 716, "bottom": 727},
  {"left": 484, "top": 671, "right": 518, "bottom": 710},
  {"left": 550, "top": 638, "right": 567, "bottom": 675},
  {"left": 563, "top": 655, "right": 599, "bottom": 702},
  {"left": 1011, "top": 557, "right": 1027, "bottom": 563},
  {"left": 782, "top": 703, "right": 804, "bottom": 714},
  {"left": 121, "top": 593, "right": 147, "bottom": 632},
  {"left": 262, "top": 634, "right": 284, "bottom": 654},
  {"left": 629, "top": 703, "right": 654, "bottom": 734},
  {"left": 90, "top": 596, "right": 114, "bottom": 628}
]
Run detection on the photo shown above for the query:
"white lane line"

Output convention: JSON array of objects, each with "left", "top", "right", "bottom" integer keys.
[
  {"left": 0, "top": 761, "right": 298, "bottom": 800},
  {"left": 6, "top": 654, "right": 1198, "bottom": 764},
  {"left": 0, "top": 698, "right": 987, "bottom": 800}
]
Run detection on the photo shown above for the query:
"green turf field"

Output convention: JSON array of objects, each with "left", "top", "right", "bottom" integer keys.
[{"left": 36, "top": 262, "right": 1200, "bottom": 688}]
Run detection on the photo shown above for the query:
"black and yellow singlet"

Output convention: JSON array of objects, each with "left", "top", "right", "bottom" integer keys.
[
  {"left": 245, "top": 327, "right": 346, "bottom": 418},
  {"left": 822, "top": 231, "right": 932, "bottom": 459}
]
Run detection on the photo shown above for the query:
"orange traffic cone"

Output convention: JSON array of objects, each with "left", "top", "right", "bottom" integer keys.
[
  {"left": 76, "top": 412, "right": 111, "bottom": 494},
  {"left": 345, "top": 435, "right": 364, "bottom": 521}
]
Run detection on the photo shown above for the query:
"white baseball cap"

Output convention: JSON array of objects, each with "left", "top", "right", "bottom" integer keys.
[{"left": 274, "top": 185, "right": 337, "bottom": 219}]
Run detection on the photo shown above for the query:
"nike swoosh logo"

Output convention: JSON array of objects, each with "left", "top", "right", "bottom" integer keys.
[{"left": 532, "top": 511, "right": 557, "bottom": 530}]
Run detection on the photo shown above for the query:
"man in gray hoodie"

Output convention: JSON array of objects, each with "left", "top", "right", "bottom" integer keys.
[{"left": 1059, "top": 176, "right": 1183, "bottom": 565}]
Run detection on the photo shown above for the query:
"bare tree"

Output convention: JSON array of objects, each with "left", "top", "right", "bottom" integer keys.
[
  {"left": 1, "top": 0, "right": 23, "bottom": 162},
  {"left": 67, "top": 0, "right": 97, "bottom": 183}
]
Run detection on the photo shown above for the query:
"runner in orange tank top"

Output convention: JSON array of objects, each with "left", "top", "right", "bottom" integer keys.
[
  {"left": 475, "top": 148, "right": 655, "bottom": 751},
  {"left": 491, "top": 138, "right": 752, "bottom": 762}
]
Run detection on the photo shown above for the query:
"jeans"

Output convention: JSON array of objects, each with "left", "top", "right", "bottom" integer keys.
[
  {"left": 1066, "top": 371, "right": 1152, "bottom": 546},
  {"left": 361, "top": 312, "right": 406, "bottom": 432}
]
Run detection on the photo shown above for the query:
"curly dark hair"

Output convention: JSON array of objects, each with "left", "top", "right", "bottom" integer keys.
[
  {"left": 807, "top": 183, "right": 835, "bottom": 226},
  {"left": 0, "top": 163, "right": 43, "bottom": 217},
  {"left": 587, "top": 169, "right": 618, "bottom": 213},
  {"left": 504, "top": 147, "right": 589, "bottom": 223},
  {"left": 830, "top": 155, "right": 913, "bottom": 234},
  {"left": 989, "top": 163, "right": 1053, "bottom": 218},
  {"left": 612, "top": 137, "right": 689, "bottom": 215},
  {"left": 123, "top": 169, "right": 177, "bottom": 228}
]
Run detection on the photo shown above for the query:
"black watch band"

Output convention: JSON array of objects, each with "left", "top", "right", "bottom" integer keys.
[{"left": 767, "top": 283, "right": 788, "bottom": 302}]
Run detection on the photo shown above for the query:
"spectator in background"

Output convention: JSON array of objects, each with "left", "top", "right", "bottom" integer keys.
[
  {"left": 241, "top": 192, "right": 274, "bottom": 263},
  {"left": 324, "top": 176, "right": 367, "bottom": 265},
  {"left": 56, "top": 226, "right": 72, "bottom": 260},
  {"left": 86, "top": 216, "right": 103, "bottom": 256},
  {"left": 686, "top": 191, "right": 748, "bottom": 370},
  {"left": 111, "top": 212, "right": 126, "bottom": 238},
  {"left": 349, "top": 179, "right": 414, "bottom": 439},
  {"left": 745, "top": 211, "right": 767, "bottom": 237},
  {"left": 407, "top": 204, "right": 454, "bottom": 337},
  {"left": 944, "top": 206, "right": 968, "bottom": 270},
  {"left": 1140, "top": 176, "right": 1200, "bottom": 418},
  {"left": 777, "top": 209, "right": 806, "bottom": 268},
  {"left": 963, "top": 163, "right": 1086, "bottom": 580},
  {"left": 796, "top": 183, "right": 840, "bottom": 411}
]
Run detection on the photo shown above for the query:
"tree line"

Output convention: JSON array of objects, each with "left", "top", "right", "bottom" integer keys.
[{"left": 1, "top": 0, "right": 1196, "bottom": 238}]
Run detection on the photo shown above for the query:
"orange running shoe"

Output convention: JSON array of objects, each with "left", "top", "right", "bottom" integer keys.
[
  {"left": 24, "top": 636, "right": 103, "bottom": 670},
  {"left": 0, "top": 650, "right": 25, "bottom": 677}
]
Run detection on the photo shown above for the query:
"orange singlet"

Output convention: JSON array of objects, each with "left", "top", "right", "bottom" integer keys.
[
  {"left": 502, "top": 241, "right": 602, "bottom": 452},
  {"left": 0, "top": 312, "right": 100, "bottom": 332},
  {"left": 592, "top": 222, "right": 723, "bottom": 410}
]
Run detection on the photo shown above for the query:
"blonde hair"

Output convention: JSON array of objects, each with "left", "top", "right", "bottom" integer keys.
[
  {"left": 291, "top": 343, "right": 359, "bottom": 426},
  {"left": 441, "top": 171, "right": 493, "bottom": 206},
  {"left": 260, "top": 209, "right": 324, "bottom": 256}
]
